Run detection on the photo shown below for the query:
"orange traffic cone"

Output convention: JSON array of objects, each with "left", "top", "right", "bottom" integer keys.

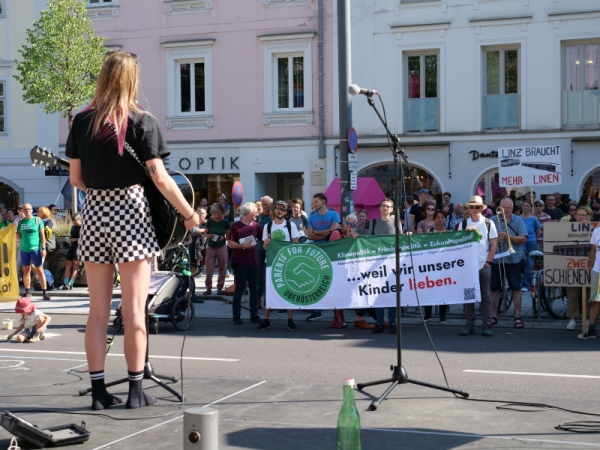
[{"left": 330, "top": 308, "right": 348, "bottom": 328}]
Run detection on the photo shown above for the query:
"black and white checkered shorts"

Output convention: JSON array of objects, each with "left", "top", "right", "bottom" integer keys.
[{"left": 78, "top": 185, "right": 161, "bottom": 264}]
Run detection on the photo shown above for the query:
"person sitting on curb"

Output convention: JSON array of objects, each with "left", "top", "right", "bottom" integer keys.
[
  {"left": 7, "top": 297, "right": 51, "bottom": 343},
  {"left": 257, "top": 200, "right": 300, "bottom": 331}
]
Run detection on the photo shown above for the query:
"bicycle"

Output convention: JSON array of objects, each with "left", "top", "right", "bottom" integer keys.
[{"left": 530, "top": 251, "right": 568, "bottom": 320}]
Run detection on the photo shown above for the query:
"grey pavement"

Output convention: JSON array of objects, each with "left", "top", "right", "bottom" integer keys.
[{"left": 0, "top": 312, "right": 600, "bottom": 449}]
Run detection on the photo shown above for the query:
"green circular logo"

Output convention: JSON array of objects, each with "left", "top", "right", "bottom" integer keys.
[{"left": 271, "top": 244, "right": 333, "bottom": 306}]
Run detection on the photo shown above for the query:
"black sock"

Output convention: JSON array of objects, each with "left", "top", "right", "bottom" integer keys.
[
  {"left": 24, "top": 289, "right": 30, "bottom": 296},
  {"left": 90, "top": 371, "right": 122, "bottom": 411},
  {"left": 42, "top": 289, "right": 46, "bottom": 296},
  {"left": 126, "top": 370, "right": 156, "bottom": 409}
]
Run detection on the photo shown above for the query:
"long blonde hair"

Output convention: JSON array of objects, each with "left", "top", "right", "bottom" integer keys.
[{"left": 85, "top": 52, "right": 147, "bottom": 155}]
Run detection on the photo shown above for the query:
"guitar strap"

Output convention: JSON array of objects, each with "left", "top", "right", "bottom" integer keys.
[{"left": 105, "top": 122, "right": 150, "bottom": 177}]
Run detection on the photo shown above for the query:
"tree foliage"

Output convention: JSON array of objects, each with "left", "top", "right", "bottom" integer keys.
[{"left": 13, "top": 0, "right": 106, "bottom": 124}]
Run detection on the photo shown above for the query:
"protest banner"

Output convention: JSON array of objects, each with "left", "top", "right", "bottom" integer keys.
[
  {"left": 543, "top": 221, "right": 599, "bottom": 287},
  {"left": 0, "top": 224, "right": 19, "bottom": 302},
  {"left": 498, "top": 144, "right": 562, "bottom": 187},
  {"left": 265, "top": 231, "right": 481, "bottom": 310}
]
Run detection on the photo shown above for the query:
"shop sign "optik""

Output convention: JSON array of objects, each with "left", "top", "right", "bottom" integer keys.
[{"left": 174, "top": 156, "right": 240, "bottom": 172}]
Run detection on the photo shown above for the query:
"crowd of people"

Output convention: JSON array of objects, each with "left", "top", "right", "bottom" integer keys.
[
  {"left": 2, "top": 187, "right": 599, "bottom": 342},
  {"left": 182, "top": 188, "right": 599, "bottom": 341}
]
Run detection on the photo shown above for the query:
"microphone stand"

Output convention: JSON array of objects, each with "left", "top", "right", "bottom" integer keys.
[{"left": 356, "top": 93, "right": 469, "bottom": 410}]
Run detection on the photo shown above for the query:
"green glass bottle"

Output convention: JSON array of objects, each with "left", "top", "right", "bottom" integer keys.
[{"left": 337, "top": 378, "right": 361, "bottom": 450}]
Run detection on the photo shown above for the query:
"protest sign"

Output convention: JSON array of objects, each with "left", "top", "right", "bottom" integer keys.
[
  {"left": 498, "top": 145, "right": 562, "bottom": 187},
  {"left": 265, "top": 231, "right": 481, "bottom": 310},
  {"left": 0, "top": 225, "right": 19, "bottom": 302},
  {"left": 543, "top": 222, "right": 599, "bottom": 287}
]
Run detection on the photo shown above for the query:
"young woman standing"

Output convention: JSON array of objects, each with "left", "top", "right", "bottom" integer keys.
[
  {"left": 416, "top": 201, "right": 437, "bottom": 234},
  {"left": 67, "top": 52, "right": 197, "bottom": 410}
]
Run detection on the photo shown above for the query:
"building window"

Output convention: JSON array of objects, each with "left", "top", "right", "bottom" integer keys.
[
  {"left": 179, "top": 61, "right": 205, "bottom": 113},
  {"left": 484, "top": 48, "right": 519, "bottom": 129},
  {"left": 0, "top": 81, "right": 5, "bottom": 133},
  {"left": 163, "top": 40, "right": 214, "bottom": 130},
  {"left": 260, "top": 33, "right": 314, "bottom": 127},
  {"left": 563, "top": 42, "right": 599, "bottom": 127},
  {"left": 86, "top": 0, "right": 119, "bottom": 20},
  {"left": 405, "top": 53, "right": 439, "bottom": 132},
  {"left": 277, "top": 55, "right": 304, "bottom": 109},
  {"left": 476, "top": 170, "right": 508, "bottom": 206}
]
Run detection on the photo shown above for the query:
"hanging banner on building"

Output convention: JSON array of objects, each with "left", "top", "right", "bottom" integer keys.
[
  {"left": 265, "top": 231, "right": 481, "bottom": 309},
  {"left": 0, "top": 225, "right": 19, "bottom": 302},
  {"left": 498, "top": 145, "right": 562, "bottom": 187},
  {"left": 543, "top": 222, "right": 599, "bottom": 287}
]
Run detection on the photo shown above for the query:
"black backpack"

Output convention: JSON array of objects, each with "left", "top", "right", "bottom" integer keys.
[{"left": 267, "top": 219, "right": 293, "bottom": 240}]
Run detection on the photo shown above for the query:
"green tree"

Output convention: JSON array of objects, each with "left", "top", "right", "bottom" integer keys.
[{"left": 13, "top": 0, "right": 106, "bottom": 125}]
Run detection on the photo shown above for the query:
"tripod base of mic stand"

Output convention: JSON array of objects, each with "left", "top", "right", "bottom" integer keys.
[
  {"left": 357, "top": 365, "right": 468, "bottom": 411},
  {"left": 78, "top": 361, "right": 183, "bottom": 402}
]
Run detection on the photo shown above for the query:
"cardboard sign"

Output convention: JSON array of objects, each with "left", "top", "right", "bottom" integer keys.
[
  {"left": 498, "top": 145, "right": 562, "bottom": 187},
  {"left": 543, "top": 222, "right": 599, "bottom": 287}
]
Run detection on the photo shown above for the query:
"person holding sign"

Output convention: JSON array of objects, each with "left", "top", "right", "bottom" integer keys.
[
  {"left": 305, "top": 193, "right": 340, "bottom": 321},
  {"left": 566, "top": 207, "right": 592, "bottom": 331},
  {"left": 257, "top": 200, "right": 299, "bottom": 331},
  {"left": 577, "top": 222, "right": 600, "bottom": 340},
  {"left": 227, "top": 202, "right": 262, "bottom": 326},
  {"left": 490, "top": 198, "right": 528, "bottom": 328},
  {"left": 458, "top": 196, "right": 498, "bottom": 336}
]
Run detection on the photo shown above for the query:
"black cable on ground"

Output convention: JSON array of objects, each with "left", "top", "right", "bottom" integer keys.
[
  {"left": 7, "top": 242, "right": 194, "bottom": 422},
  {"left": 376, "top": 93, "right": 600, "bottom": 434}
]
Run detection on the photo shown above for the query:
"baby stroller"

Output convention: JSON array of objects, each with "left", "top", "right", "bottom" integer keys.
[{"left": 113, "top": 244, "right": 196, "bottom": 334}]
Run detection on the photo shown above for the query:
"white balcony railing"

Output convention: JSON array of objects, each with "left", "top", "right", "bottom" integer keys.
[
  {"left": 562, "top": 90, "right": 600, "bottom": 127},
  {"left": 484, "top": 93, "right": 519, "bottom": 129},
  {"left": 404, "top": 98, "right": 439, "bottom": 132}
]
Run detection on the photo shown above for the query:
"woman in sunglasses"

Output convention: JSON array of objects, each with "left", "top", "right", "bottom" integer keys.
[
  {"left": 416, "top": 201, "right": 437, "bottom": 234},
  {"left": 560, "top": 201, "right": 578, "bottom": 222}
]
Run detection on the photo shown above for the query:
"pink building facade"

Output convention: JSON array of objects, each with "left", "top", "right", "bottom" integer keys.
[{"left": 59, "top": 0, "right": 336, "bottom": 208}]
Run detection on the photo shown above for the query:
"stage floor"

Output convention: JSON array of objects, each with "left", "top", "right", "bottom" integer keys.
[{"left": 0, "top": 366, "right": 599, "bottom": 449}]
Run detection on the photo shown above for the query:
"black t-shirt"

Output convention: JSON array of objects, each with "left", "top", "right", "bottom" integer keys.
[
  {"left": 544, "top": 207, "right": 563, "bottom": 221},
  {"left": 410, "top": 203, "right": 423, "bottom": 224},
  {"left": 70, "top": 225, "right": 81, "bottom": 240},
  {"left": 593, "top": 212, "right": 600, "bottom": 222},
  {"left": 65, "top": 110, "right": 169, "bottom": 189}
]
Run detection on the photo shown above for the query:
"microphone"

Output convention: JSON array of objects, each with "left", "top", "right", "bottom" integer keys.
[{"left": 348, "top": 84, "right": 377, "bottom": 97}]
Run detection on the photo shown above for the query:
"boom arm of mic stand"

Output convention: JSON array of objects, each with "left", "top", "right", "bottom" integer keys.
[{"left": 365, "top": 97, "right": 421, "bottom": 188}]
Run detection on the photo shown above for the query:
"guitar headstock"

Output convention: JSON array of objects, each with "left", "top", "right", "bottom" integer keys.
[{"left": 30, "top": 145, "right": 69, "bottom": 171}]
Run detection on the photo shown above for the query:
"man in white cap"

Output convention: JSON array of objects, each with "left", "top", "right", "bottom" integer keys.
[{"left": 458, "top": 196, "right": 498, "bottom": 337}]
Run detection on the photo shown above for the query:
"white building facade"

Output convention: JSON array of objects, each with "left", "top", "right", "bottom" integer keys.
[
  {"left": 0, "top": 0, "right": 61, "bottom": 210},
  {"left": 336, "top": 0, "right": 600, "bottom": 206}
]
